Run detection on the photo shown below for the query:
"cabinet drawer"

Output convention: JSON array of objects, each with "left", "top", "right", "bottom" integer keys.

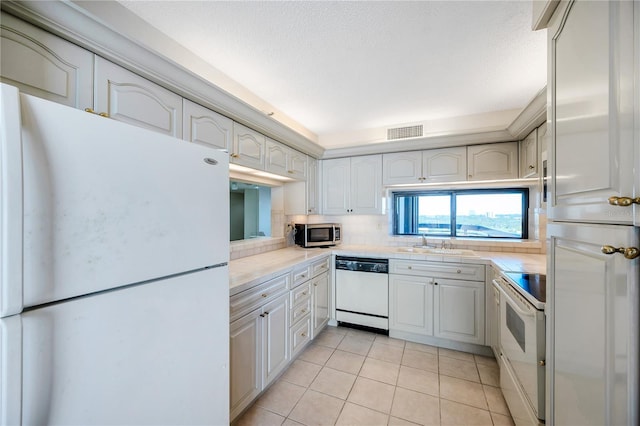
[
  {"left": 230, "top": 273, "right": 290, "bottom": 321},
  {"left": 292, "top": 265, "right": 312, "bottom": 288},
  {"left": 290, "top": 296, "right": 312, "bottom": 326},
  {"left": 290, "top": 282, "right": 312, "bottom": 306},
  {"left": 310, "top": 256, "right": 331, "bottom": 278},
  {"left": 290, "top": 314, "right": 312, "bottom": 358},
  {"left": 390, "top": 260, "right": 485, "bottom": 281}
]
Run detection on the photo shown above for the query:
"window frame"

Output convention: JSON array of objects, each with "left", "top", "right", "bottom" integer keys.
[{"left": 392, "top": 188, "right": 529, "bottom": 239}]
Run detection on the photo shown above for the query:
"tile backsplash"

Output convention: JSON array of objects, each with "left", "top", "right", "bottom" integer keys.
[{"left": 230, "top": 210, "right": 547, "bottom": 260}]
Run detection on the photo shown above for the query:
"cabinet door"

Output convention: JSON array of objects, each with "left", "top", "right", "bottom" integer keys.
[
  {"left": 231, "top": 123, "right": 266, "bottom": 169},
  {"left": 288, "top": 150, "right": 307, "bottom": 180},
  {"left": 433, "top": 278, "right": 484, "bottom": 345},
  {"left": 230, "top": 308, "right": 262, "bottom": 421},
  {"left": 382, "top": 151, "right": 422, "bottom": 185},
  {"left": 389, "top": 274, "right": 433, "bottom": 335},
  {"left": 265, "top": 138, "right": 289, "bottom": 176},
  {"left": 549, "top": 1, "right": 634, "bottom": 223},
  {"left": 519, "top": 128, "right": 538, "bottom": 178},
  {"left": 467, "top": 142, "right": 518, "bottom": 181},
  {"left": 350, "top": 155, "right": 383, "bottom": 214},
  {"left": 547, "top": 222, "right": 638, "bottom": 426},
  {"left": 182, "top": 99, "right": 232, "bottom": 150},
  {"left": 94, "top": 57, "right": 182, "bottom": 138},
  {"left": 423, "top": 146, "right": 467, "bottom": 182},
  {"left": 312, "top": 272, "right": 330, "bottom": 337},
  {"left": 321, "top": 158, "right": 351, "bottom": 214},
  {"left": 262, "top": 294, "right": 289, "bottom": 388},
  {"left": 306, "top": 157, "right": 319, "bottom": 214},
  {"left": 0, "top": 12, "right": 93, "bottom": 109}
]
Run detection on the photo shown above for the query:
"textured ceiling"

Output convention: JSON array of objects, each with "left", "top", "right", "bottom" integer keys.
[{"left": 118, "top": 1, "right": 546, "bottom": 141}]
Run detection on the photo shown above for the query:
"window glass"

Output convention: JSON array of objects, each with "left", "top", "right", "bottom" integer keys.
[
  {"left": 456, "top": 193, "right": 525, "bottom": 238},
  {"left": 393, "top": 189, "right": 527, "bottom": 239}
]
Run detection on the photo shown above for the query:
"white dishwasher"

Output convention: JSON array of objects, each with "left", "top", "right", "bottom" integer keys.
[{"left": 335, "top": 256, "right": 389, "bottom": 331}]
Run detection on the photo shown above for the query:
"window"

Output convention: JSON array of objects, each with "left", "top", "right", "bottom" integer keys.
[{"left": 393, "top": 189, "right": 528, "bottom": 239}]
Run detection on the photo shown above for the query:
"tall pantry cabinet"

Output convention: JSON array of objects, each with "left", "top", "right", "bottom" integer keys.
[{"left": 546, "top": 1, "right": 639, "bottom": 425}]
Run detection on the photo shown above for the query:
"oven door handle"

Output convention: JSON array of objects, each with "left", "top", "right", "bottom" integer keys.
[{"left": 493, "top": 279, "right": 535, "bottom": 317}]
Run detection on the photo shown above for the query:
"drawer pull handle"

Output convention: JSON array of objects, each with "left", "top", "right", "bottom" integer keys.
[
  {"left": 259, "top": 314, "right": 265, "bottom": 318},
  {"left": 264, "top": 312, "right": 270, "bottom": 316},
  {"left": 300, "top": 274, "right": 306, "bottom": 278},
  {"left": 608, "top": 196, "right": 640, "bottom": 207},
  {"left": 261, "top": 293, "right": 268, "bottom": 298},
  {"left": 301, "top": 333, "right": 306, "bottom": 337}
]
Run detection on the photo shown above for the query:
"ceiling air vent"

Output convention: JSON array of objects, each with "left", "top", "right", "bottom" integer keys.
[{"left": 387, "top": 125, "right": 423, "bottom": 140}]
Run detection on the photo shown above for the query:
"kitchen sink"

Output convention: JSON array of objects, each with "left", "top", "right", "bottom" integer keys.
[{"left": 395, "top": 246, "right": 476, "bottom": 256}]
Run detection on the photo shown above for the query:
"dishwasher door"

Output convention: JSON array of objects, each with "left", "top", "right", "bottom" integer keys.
[{"left": 335, "top": 269, "right": 389, "bottom": 330}]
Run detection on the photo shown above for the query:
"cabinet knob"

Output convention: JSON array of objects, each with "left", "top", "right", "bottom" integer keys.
[
  {"left": 538, "top": 360, "right": 546, "bottom": 367},
  {"left": 434, "top": 282, "right": 438, "bottom": 286},
  {"left": 457, "top": 269, "right": 461, "bottom": 274},
  {"left": 528, "top": 165, "right": 535, "bottom": 169},
  {"left": 261, "top": 293, "right": 268, "bottom": 298},
  {"left": 314, "top": 283, "right": 318, "bottom": 287},
  {"left": 301, "top": 332, "right": 306, "bottom": 337},
  {"left": 601, "top": 245, "right": 640, "bottom": 260},
  {"left": 608, "top": 196, "right": 640, "bottom": 207},
  {"left": 302, "top": 291, "right": 307, "bottom": 296},
  {"left": 301, "top": 309, "right": 306, "bottom": 313},
  {"left": 230, "top": 153, "right": 240, "bottom": 158}
]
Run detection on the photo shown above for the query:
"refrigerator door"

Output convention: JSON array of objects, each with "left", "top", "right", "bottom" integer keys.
[
  {"left": 547, "top": 222, "right": 639, "bottom": 426},
  {"left": 1, "top": 266, "right": 229, "bottom": 425},
  {"left": 0, "top": 85, "right": 229, "bottom": 315}
]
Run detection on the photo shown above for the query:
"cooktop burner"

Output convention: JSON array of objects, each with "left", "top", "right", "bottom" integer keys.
[{"left": 504, "top": 272, "right": 546, "bottom": 305}]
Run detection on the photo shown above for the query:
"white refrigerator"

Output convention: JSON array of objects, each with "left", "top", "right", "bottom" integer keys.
[{"left": 0, "top": 83, "right": 230, "bottom": 425}]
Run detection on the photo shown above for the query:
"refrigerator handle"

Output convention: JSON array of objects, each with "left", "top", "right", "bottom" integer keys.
[
  {"left": 0, "top": 83, "right": 24, "bottom": 317},
  {"left": 1, "top": 315, "right": 23, "bottom": 424}
]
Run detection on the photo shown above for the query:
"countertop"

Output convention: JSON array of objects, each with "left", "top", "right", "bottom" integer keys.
[{"left": 229, "top": 245, "right": 546, "bottom": 296}]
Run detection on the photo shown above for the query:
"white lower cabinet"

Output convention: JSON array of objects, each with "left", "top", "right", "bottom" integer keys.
[
  {"left": 229, "top": 271, "right": 291, "bottom": 421},
  {"left": 433, "top": 278, "right": 485, "bottom": 345},
  {"left": 389, "top": 259, "right": 485, "bottom": 346},
  {"left": 389, "top": 274, "right": 434, "bottom": 335},
  {"left": 262, "top": 294, "right": 290, "bottom": 387},
  {"left": 230, "top": 255, "right": 330, "bottom": 421},
  {"left": 229, "top": 307, "right": 262, "bottom": 421},
  {"left": 311, "top": 272, "right": 330, "bottom": 337}
]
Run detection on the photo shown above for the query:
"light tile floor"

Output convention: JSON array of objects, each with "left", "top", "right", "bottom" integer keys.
[{"left": 234, "top": 326, "right": 514, "bottom": 426}]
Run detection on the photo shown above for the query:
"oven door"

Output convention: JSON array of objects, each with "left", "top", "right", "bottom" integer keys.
[{"left": 496, "top": 279, "right": 545, "bottom": 420}]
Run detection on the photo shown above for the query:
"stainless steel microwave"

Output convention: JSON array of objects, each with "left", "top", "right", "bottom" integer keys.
[{"left": 294, "top": 223, "right": 341, "bottom": 248}]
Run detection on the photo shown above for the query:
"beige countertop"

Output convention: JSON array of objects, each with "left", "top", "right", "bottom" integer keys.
[{"left": 229, "top": 245, "right": 546, "bottom": 296}]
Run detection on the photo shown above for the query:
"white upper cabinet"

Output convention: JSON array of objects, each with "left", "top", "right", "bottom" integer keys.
[
  {"left": 231, "top": 123, "right": 266, "bottom": 169},
  {"left": 182, "top": 99, "right": 232, "bottom": 151},
  {"left": 0, "top": 12, "right": 93, "bottom": 109},
  {"left": 306, "top": 157, "right": 319, "bottom": 214},
  {"left": 265, "top": 138, "right": 307, "bottom": 180},
  {"left": 265, "top": 139, "right": 288, "bottom": 175},
  {"left": 322, "top": 155, "right": 383, "bottom": 215},
  {"left": 383, "top": 147, "right": 466, "bottom": 185},
  {"left": 549, "top": 1, "right": 635, "bottom": 223},
  {"left": 288, "top": 150, "right": 308, "bottom": 180},
  {"left": 383, "top": 151, "right": 422, "bottom": 185},
  {"left": 94, "top": 57, "right": 183, "bottom": 138},
  {"left": 423, "top": 147, "right": 467, "bottom": 182},
  {"left": 519, "top": 128, "right": 538, "bottom": 178},
  {"left": 467, "top": 142, "right": 518, "bottom": 181}
]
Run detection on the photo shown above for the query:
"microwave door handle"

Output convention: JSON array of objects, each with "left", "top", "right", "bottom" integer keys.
[{"left": 494, "top": 280, "right": 535, "bottom": 318}]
